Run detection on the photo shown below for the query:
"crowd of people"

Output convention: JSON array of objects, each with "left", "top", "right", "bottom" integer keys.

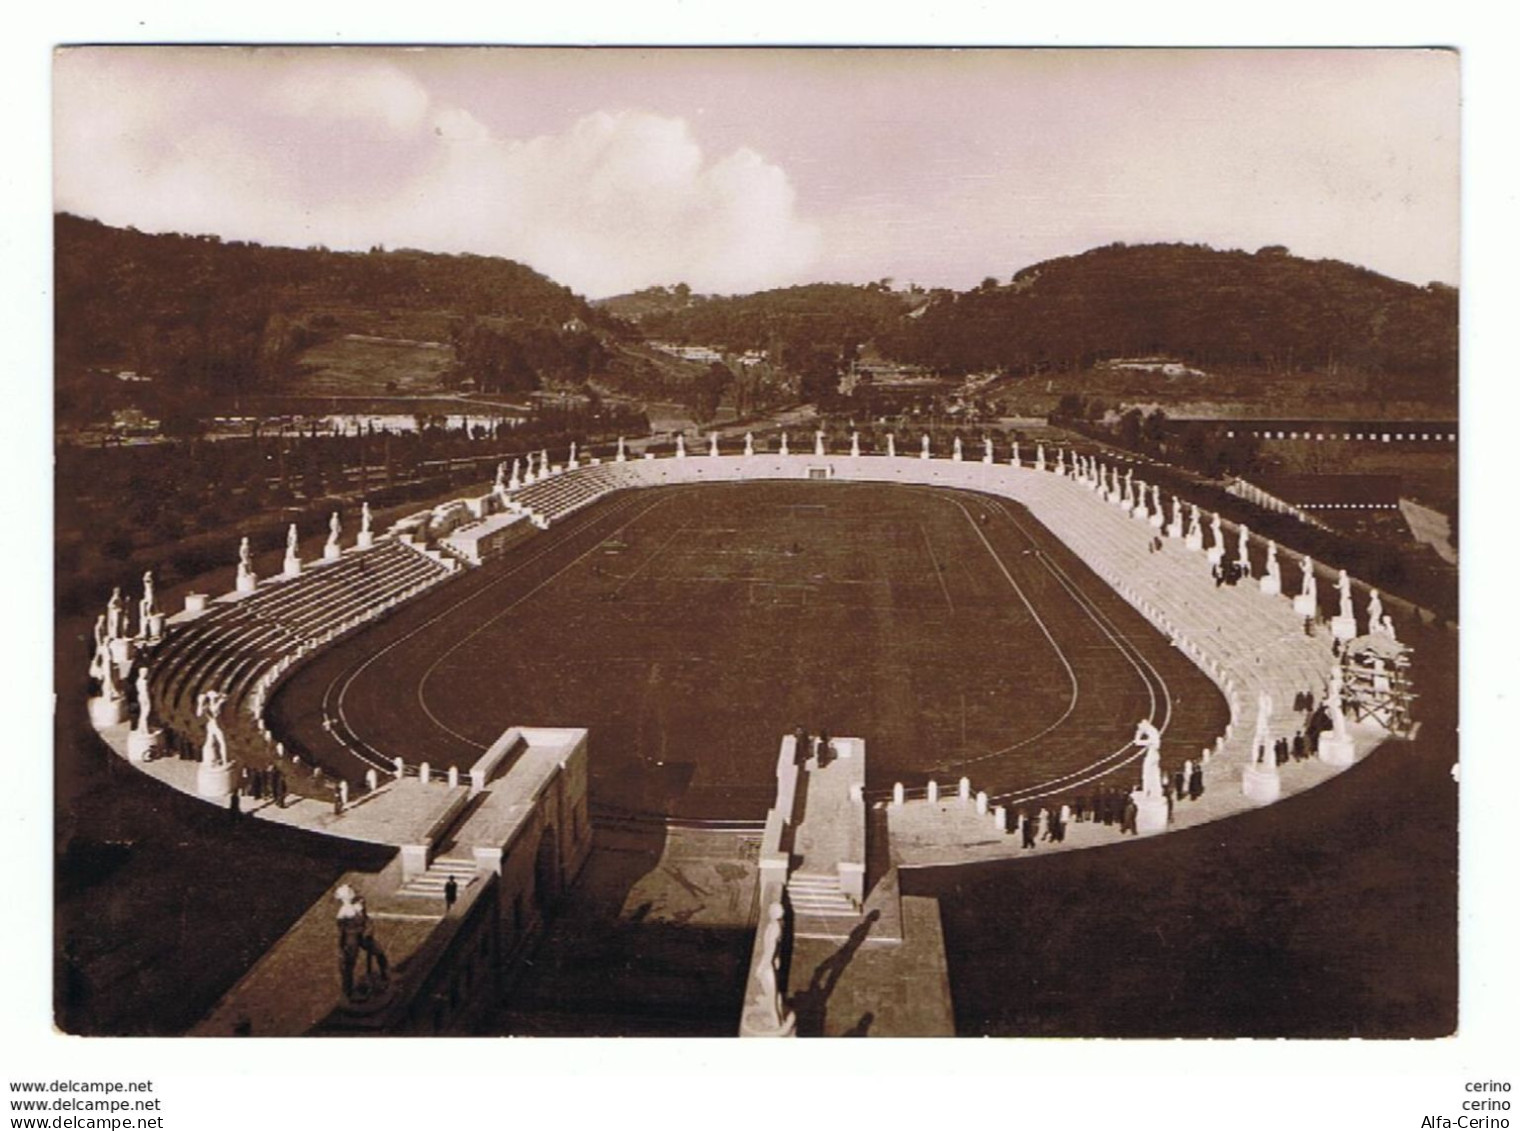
[{"left": 1006, "top": 758, "right": 1209, "bottom": 848}]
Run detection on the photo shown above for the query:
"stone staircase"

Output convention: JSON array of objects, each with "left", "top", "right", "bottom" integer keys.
[
  {"left": 394, "top": 857, "right": 478, "bottom": 902},
  {"left": 787, "top": 871, "right": 859, "bottom": 936}
]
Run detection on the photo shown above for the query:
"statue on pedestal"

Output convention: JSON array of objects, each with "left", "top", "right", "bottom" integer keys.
[
  {"left": 779, "top": 432, "right": 790, "bottom": 456},
  {"left": 886, "top": 433, "right": 896, "bottom": 458},
  {"left": 1338, "top": 570, "right": 1353, "bottom": 621},
  {"left": 1252, "top": 690, "right": 1274, "bottom": 766},
  {"left": 495, "top": 461, "right": 507, "bottom": 492},
  {"left": 236, "top": 537, "right": 257, "bottom": 590},
  {"left": 286, "top": 523, "right": 299, "bottom": 560},
  {"left": 1134, "top": 718, "right": 1163, "bottom": 798},
  {"left": 138, "top": 572, "right": 158, "bottom": 636},
  {"left": 1367, "top": 589, "right": 1385, "bottom": 633},
  {"left": 1011, "top": 440, "right": 1020, "bottom": 465},
  {"left": 1327, "top": 665, "right": 1349, "bottom": 740},
  {"left": 616, "top": 436, "right": 627, "bottom": 462},
  {"left": 360, "top": 502, "right": 373, "bottom": 539},
  {"left": 921, "top": 434, "right": 931, "bottom": 458},
  {"left": 197, "top": 689, "right": 229, "bottom": 767},
  {"left": 708, "top": 433, "right": 718, "bottom": 457},
  {"left": 953, "top": 435, "right": 963, "bottom": 461},
  {"left": 744, "top": 432, "right": 755, "bottom": 456},
  {"left": 106, "top": 588, "right": 126, "bottom": 641},
  {"left": 747, "top": 902, "right": 795, "bottom": 1035},
  {"left": 850, "top": 432, "right": 861, "bottom": 457},
  {"left": 326, "top": 513, "right": 342, "bottom": 556},
  {"left": 570, "top": 441, "right": 579, "bottom": 465},
  {"left": 1211, "top": 512, "right": 1224, "bottom": 550},
  {"left": 815, "top": 430, "right": 825, "bottom": 457},
  {"left": 1265, "top": 541, "right": 1280, "bottom": 587},
  {"left": 135, "top": 667, "right": 155, "bottom": 734},
  {"left": 984, "top": 436, "right": 994, "bottom": 462},
  {"left": 676, "top": 434, "right": 686, "bottom": 458}
]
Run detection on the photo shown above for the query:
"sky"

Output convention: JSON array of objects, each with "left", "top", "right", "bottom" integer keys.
[{"left": 53, "top": 47, "right": 1460, "bottom": 299}]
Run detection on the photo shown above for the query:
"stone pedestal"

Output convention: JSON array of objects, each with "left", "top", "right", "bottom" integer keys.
[
  {"left": 236, "top": 571, "right": 257, "bottom": 593},
  {"left": 1292, "top": 594, "right": 1316, "bottom": 617},
  {"left": 1186, "top": 532, "right": 1203, "bottom": 552},
  {"left": 1149, "top": 512, "right": 1165, "bottom": 529},
  {"left": 740, "top": 1004, "right": 798, "bottom": 1038},
  {"left": 284, "top": 555, "right": 302, "bottom": 578},
  {"left": 185, "top": 592, "right": 209, "bottom": 614},
  {"left": 1259, "top": 575, "right": 1281, "bottom": 597},
  {"left": 1206, "top": 546, "right": 1224, "bottom": 568},
  {"left": 1318, "top": 733, "right": 1356, "bottom": 767},
  {"left": 324, "top": 544, "right": 341, "bottom": 562},
  {"left": 1331, "top": 615, "right": 1357, "bottom": 641},
  {"left": 88, "top": 695, "right": 126, "bottom": 728},
  {"left": 126, "top": 727, "right": 162, "bottom": 762},
  {"left": 143, "top": 612, "right": 166, "bottom": 640},
  {"left": 197, "top": 760, "right": 238, "bottom": 802},
  {"left": 1134, "top": 794, "right": 1169, "bottom": 836},
  {"left": 357, "top": 531, "right": 374, "bottom": 550},
  {"left": 1241, "top": 763, "right": 1281, "bottom": 805},
  {"left": 108, "top": 636, "right": 136, "bottom": 676}
]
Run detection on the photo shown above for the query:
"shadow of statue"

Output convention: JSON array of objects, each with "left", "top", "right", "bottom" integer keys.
[{"left": 789, "top": 909, "right": 880, "bottom": 1036}]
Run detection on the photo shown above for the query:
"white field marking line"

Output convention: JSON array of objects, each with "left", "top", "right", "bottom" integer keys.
[
  {"left": 922, "top": 491, "right": 1081, "bottom": 758},
  {"left": 983, "top": 496, "right": 1179, "bottom": 805},
  {"left": 610, "top": 513, "right": 699, "bottom": 598},
  {"left": 412, "top": 491, "right": 688, "bottom": 750},
  {"left": 918, "top": 521, "right": 955, "bottom": 613},
  {"left": 324, "top": 491, "right": 652, "bottom": 769}
]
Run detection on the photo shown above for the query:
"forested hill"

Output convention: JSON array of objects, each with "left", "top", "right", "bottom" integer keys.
[
  {"left": 55, "top": 213, "right": 624, "bottom": 397},
  {"left": 617, "top": 244, "right": 1458, "bottom": 394},
  {"left": 630, "top": 282, "right": 921, "bottom": 365},
  {"left": 887, "top": 243, "right": 1458, "bottom": 387}
]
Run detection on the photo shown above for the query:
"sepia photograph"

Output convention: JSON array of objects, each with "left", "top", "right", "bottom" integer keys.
[{"left": 46, "top": 43, "right": 1465, "bottom": 1049}]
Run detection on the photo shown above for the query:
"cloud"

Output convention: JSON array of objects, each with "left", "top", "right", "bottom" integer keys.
[{"left": 54, "top": 53, "right": 820, "bottom": 297}]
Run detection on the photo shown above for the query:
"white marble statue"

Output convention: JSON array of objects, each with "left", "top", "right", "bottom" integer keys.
[
  {"left": 1327, "top": 665, "right": 1349, "bottom": 739},
  {"left": 953, "top": 435, "right": 963, "bottom": 460},
  {"left": 326, "top": 512, "right": 342, "bottom": 555},
  {"left": 922, "top": 433, "right": 931, "bottom": 458},
  {"left": 1368, "top": 589, "right": 1384, "bottom": 632},
  {"left": 540, "top": 448, "right": 550, "bottom": 472},
  {"left": 196, "top": 689, "right": 229, "bottom": 767},
  {"left": 569, "top": 441, "right": 579, "bottom": 465},
  {"left": 1265, "top": 541, "right": 1281, "bottom": 585},
  {"left": 495, "top": 461, "right": 507, "bottom": 491},
  {"left": 886, "top": 432, "right": 896, "bottom": 458},
  {"left": 1036, "top": 443, "right": 1046, "bottom": 469},
  {"left": 616, "top": 436, "right": 627, "bottom": 462},
  {"left": 1379, "top": 614, "right": 1398, "bottom": 642},
  {"left": 750, "top": 901, "right": 793, "bottom": 1033},
  {"left": 850, "top": 432, "right": 861, "bottom": 457},
  {"left": 1055, "top": 447, "right": 1065, "bottom": 473},
  {"left": 708, "top": 433, "right": 718, "bottom": 457},
  {"left": 1134, "top": 718, "right": 1163, "bottom": 798},
  {"left": 1011, "top": 440, "right": 1020, "bottom": 465},
  {"left": 134, "top": 667, "right": 154, "bottom": 734},
  {"left": 286, "top": 524, "right": 300, "bottom": 558},
  {"left": 744, "top": 432, "right": 754, "bottom": 456},
  {"left": 106, "top": 587, "right": 126, "bottom": 641},
  {"left": 138, "top": 571, "right": 158, "bottom": 632},
  {"left": 815, "top": 430, "right": 825, "bottom": 457},
  {"left": 1211, "top": 512, "right": 1224, "bottom": 549},
  {"left": 1186, "top": 503, "right": 1201, "bottom": 540},
  {"left": 1253, "top": 690, "right": 1274, "bottom": 765},
  {"left": 1236, "top": 524, "right": 1252, "bottom": 571},
  {"left": 92, "top": 613, "right": 107, "bottom": 658},
  {"left": 360, "top": 502, "right": 373, "bottom": 538},
  {"left": 1300, "top": 556, "right": 1317, "bottom": 602},
  {"left": 1338, "top": 570, "right": 1353, "bottom": 621},
  {"left": 984, "top": 436, "right": 994, "bottom": 462},
  {"left": 780, "top": 432, "right": 790, "bottom": 456}
]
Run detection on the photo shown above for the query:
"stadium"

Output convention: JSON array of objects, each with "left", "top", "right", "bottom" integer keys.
[{"left": 73, "top": 436, "right": 1454, "bottom": 1038}]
